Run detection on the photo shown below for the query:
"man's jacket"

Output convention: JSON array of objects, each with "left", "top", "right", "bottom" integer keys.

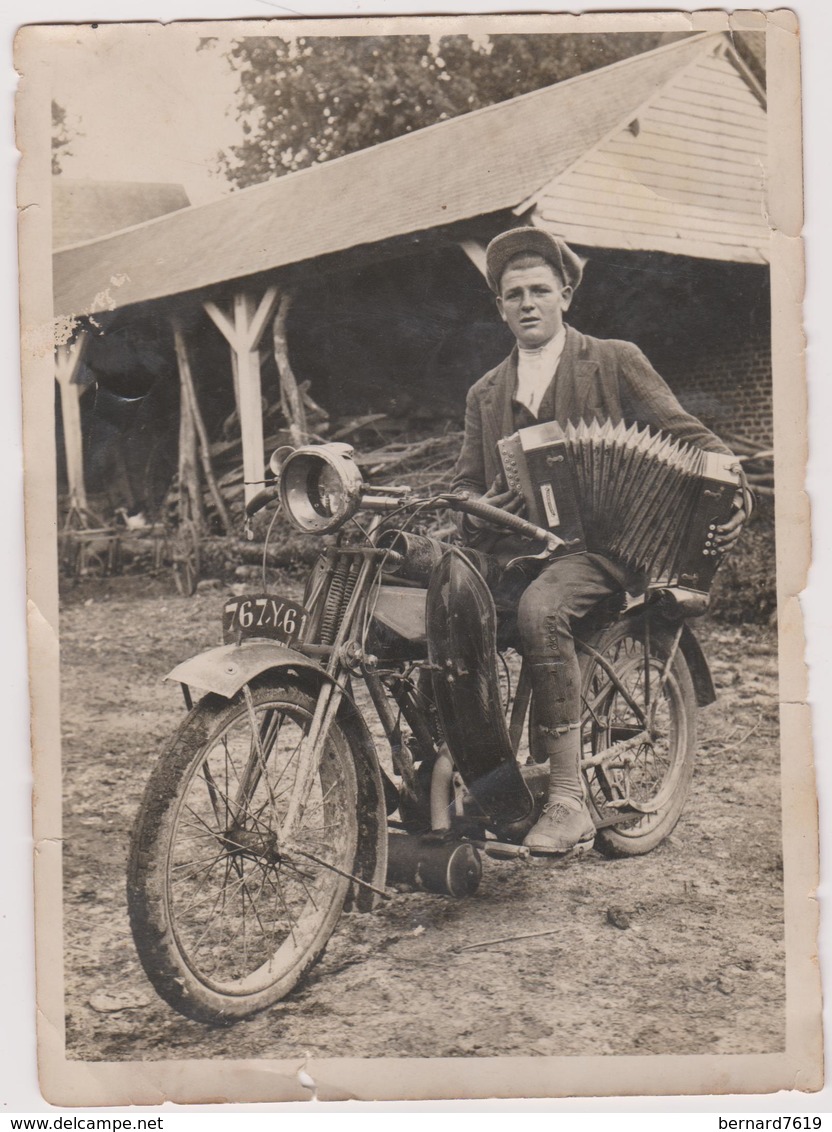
[{"left": 452, "top": 325, "right": 732, "bottom": 502}]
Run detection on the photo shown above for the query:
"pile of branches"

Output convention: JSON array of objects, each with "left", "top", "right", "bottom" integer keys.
[
  {"left": 198, "top": 387, "right": 462, "bottom": 517},
  {"left": 355, "top": 427, "right": 464, "bottom": 494}
]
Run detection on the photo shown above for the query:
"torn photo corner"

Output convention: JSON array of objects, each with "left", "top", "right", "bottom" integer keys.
[{"left": 16, "top": 9, "right": 820, "bottom": 1106}]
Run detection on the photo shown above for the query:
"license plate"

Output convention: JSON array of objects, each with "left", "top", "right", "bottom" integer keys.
[{"left": 222, "top": 594, "right": 309, "bottom": 646}]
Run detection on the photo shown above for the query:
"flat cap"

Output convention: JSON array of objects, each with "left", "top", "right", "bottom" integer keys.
[{"left": 485, "top": 227, "right": 584, "bottom": 294}]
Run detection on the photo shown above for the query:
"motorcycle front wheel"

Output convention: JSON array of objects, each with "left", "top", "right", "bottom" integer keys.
[
  {"left": 128, "top": 680, "right": 359, "bottom": 1024},
  {"left": 580, "top": 619, "right": 696, "bottom": 857}
]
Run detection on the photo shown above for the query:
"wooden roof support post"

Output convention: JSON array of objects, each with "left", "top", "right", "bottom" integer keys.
[
  {"left": 54, "top": 330, "right": 89, "bottom": 513},
  {"left": 272, "top": 290, "right": 307, "bottom": 447},
  {"left": 204, "top": 285, "right": 279, "bottom": 506},
  {"left": 458, "top": 239, "right": 488, "bottom": 280},
  {"left": 171, "top": 318, "right": 232, "bottom": 534},
  {"left": 173, "top": 321, "right": 204, "bottom": 538}
]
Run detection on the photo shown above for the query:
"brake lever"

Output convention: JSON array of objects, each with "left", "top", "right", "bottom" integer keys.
[{"left": 505, "top": 544, "right": 557, "bottom": 571}]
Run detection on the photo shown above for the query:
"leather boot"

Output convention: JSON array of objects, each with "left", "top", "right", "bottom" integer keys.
[{"left": 523, "top": 725, "right": 595, "bottom": 855}]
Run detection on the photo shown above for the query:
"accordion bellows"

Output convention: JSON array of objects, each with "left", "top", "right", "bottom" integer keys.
[{"left": 497, "top": 419, "right": 740, "bottom": 593}]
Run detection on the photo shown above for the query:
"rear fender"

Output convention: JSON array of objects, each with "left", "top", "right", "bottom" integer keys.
[
  {"left": 677, "top": 623, "right": 716, "bottom": 707},
  {"left": 617, "top": 608, "right": 716, "bottom": 707},
  {"left": 166, "top": 641, "right": 388, "bottom": 910}
]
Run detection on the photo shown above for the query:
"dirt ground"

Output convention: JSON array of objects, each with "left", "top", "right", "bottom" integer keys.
[{"left": 59, "top": 574, "right": 785, "bottom": 1063}]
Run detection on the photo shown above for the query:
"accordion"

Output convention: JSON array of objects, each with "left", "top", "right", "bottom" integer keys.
[{"left": 497, "top": 419, "right": 740, "bottom": 593}]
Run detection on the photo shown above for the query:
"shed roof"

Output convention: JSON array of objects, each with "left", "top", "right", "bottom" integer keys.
[
  {"left": 53, "top": 32, "right": 762, "bottom": 320},
  {"left": 531, "top": 42, "right": 769, "bottom": 263},
  {"left": 52, "top": 178, "right": 190, "bottom": 250}
]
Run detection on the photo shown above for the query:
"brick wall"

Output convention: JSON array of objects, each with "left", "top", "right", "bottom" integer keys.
[
  {"left": 665, "top": 326, "right": 773, "bottom": 449},
  {"left": 570, "top": 249, "right": 772, "bottom": 451}
]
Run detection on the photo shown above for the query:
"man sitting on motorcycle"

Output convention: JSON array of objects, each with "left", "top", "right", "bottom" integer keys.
[{"left": 453, "top": 227, "right": 746, "bottom": 855}]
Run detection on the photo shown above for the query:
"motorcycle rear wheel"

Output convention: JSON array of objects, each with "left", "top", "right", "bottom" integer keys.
[
  {"left": 127, "top": 681, "right": 359, "bottom": 1024},
  {"left": 580, "top": 620, "right": 696, "bottom": 857}
]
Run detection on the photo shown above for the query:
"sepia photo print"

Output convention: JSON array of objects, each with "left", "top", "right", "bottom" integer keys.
[{"left": 16, "top": 10, "right": 819, "bottom": 1104}]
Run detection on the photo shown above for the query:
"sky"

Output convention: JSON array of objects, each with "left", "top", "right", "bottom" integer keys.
[
  {"left": 47, "top": 22, "right": 490, "bottom": 204},
  {"left": 50, "top": 24, "right": 245, "bottom": 202}
]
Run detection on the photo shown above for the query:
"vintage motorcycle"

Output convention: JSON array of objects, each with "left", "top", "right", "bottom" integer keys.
[{"left": 127, "top": 440, "right": 718, "bottom": 1025}]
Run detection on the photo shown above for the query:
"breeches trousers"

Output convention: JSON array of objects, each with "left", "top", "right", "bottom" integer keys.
[{"left": 514, "top": 553, "right": 625, "bottom": 733}]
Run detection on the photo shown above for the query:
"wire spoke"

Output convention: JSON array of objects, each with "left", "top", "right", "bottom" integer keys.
[
  {"left": 178, "top": 865, "right": 251, "bottom": 926},
  {"left": 170, "top": 847, "right": 229, "bottom": 885},
  {"left": 182, "top": 802, "right": 223, "bottom": 839}
]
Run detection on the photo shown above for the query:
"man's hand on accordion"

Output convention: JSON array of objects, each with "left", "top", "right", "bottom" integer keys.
[
  {"left": 466, "top": 476, "right": 526, "bottom": 532},
  {"left": 716, "top": 495, "right": 749, "bottom": 550}
]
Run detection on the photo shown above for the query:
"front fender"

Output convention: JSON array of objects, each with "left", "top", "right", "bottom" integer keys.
[{"left": 166, "top": 640, "right": 324, "bottom": 699}]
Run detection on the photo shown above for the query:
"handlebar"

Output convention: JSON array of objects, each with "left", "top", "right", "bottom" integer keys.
[
  {"left": 245, "top": 485, "right": 279, "bottom": 517},
  {"left": 445, "top": 493, "right": 565, "bottom": 553},
  {"left": 360, "top": 488, "right": 560, "bottom": 548},
  {"left": 246, "top": 478, "right": 562, "bottom": 553}
]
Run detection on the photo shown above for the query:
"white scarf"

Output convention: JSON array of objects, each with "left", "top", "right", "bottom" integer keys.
[{"left": 515, "top": 326, "right": 566, "bottom": 417}]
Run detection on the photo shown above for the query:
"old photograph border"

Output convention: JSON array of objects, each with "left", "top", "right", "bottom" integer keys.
[{"left": 14, "top": 7, "right": 821, "bottom": 1107}]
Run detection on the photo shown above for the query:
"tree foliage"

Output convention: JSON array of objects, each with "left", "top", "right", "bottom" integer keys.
[
  {"left": 51, "top": 100, "right": 74, "bottom": 174},
  {"left": 222, "top": 32, "right": 682, "bottom": 188}
]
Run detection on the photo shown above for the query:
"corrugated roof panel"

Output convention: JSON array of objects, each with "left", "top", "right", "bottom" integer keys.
[
  {"left": 53, "top": 33, "right": 723, "bottom": 319},
  {"left": 533, "top": 45, "right": 768, "bottom": 264}
]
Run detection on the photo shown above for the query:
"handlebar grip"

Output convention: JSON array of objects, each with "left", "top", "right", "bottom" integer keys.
[
  {"left": 245, "top": 486, "right": 279, "bottom": 517},
  {"left": 455, "top": 496, "right": 563, "bottom": 550}
]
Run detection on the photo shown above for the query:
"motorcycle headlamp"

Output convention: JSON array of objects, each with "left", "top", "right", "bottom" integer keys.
[{"left": 272, "top": 443, "right": 364, "bottom": 533}]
